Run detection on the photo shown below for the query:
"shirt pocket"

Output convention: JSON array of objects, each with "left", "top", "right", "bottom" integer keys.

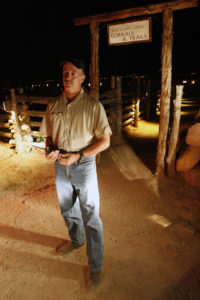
[{"left": 51, "top": 112, "right": 64, "bottom": 125}]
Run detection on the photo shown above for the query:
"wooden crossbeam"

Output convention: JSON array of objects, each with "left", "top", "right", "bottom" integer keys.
[
  {"left": 15, "top": 95, "right": 54, "bottom": 105},
  {"left": 74, "top": 0, "right": 198, "bottom": 26}
]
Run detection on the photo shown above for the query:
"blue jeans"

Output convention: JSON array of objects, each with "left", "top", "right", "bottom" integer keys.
[{"left": 55, "top": 156, "right": 104, "bottom": 273}]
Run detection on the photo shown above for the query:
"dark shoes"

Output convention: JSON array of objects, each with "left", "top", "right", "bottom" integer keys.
[
  {"left": 84, "top": 267, "right": 102, "bottom": 290},
  {"left": 54, "top": 242, "right": 102, "bottom": 290},
  {"left": 55, "top": 241, "right": 84, "bottom": 255},
  {"left": 89, "top": 271, "right": 101, "bottom": 288},
  {"left": 71, "top": 242, "right": 84, "bottom": 249}
]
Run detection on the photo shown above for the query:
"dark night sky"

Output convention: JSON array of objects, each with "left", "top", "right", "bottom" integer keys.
[{"left": 1, "top": 0, "right": 200, "bottom": 86}]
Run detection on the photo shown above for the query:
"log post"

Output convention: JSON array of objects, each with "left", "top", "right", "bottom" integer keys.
[
  {"left": 89, "top": 20, "right": 99, "bottom": 100},
  {"left": 111, "top": 76, "right": 116, "bottom": 89},
  {"left": 10, "top": 88, "right": 23, "bottom": 153},
  {"left": 134, "top": 77, "right": 140, "bottom": 127},
  {"left": 116, "top": 76, "right": 122, "bottom": 138},
  {"left": 146, "top": 79, "right": 151, "bottom": 120},
  {"left": 167, "top": 85, "right": 184, "bottom": 178},
  {"left": 156, "top": 8, "right": 173, "bottom": 176}
]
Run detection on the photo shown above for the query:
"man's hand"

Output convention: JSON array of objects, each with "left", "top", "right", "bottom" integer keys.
[
  {"left": 45, "top": 150, "right": 59, "bottom": 161},
  {"left": 58, "top": 153, "right": 80, "bottom": 166}
]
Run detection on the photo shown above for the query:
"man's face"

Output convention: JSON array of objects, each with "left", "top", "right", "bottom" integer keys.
[{"left": 62, "top": 62, "right": 85, "bottom": 95}]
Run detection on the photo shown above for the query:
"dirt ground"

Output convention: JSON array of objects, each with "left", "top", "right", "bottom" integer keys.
[{"left": 0, "top": 123, "right": 200, "bottom": 300}]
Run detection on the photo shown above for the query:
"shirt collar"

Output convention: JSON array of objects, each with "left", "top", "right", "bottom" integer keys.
[{"left": 63, "top": 88, "right": 84, "bottom": 105}]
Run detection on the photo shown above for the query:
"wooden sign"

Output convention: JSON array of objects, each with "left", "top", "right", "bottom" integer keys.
[{"left": 107, "top": 18, "right": 152, "bottom": 46}]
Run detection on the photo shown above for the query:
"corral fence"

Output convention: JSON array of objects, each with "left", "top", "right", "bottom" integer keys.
[
  {"left": 0, "top": 74, "right": 152, "bottom": 152},
  {"left": 1, "top": 74, "right": 199, "bottom": 153},
  {"left": 3, "top": 74, "right": 199, "bottom": 152}
]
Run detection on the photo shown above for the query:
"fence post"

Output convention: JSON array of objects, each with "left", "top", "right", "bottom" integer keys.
[
  {"left": 167, "top": 85, "right": 184, "bottom": 178},
  {"left": 10, "top": 89, "right": 23, "bottom": 153},
  {"left": 116, "top": 76, "right": 122, "bottom": 139},
  {"left": 89, "top": 20, "right": 99, "bottom": 100},
  {"left": 134, "top": 77, "right": 141, "bottom": 127},
  {"left": 156, "top": 8, "right": 173, "bottom": 176},
  {"left": 111, "top": 76, "right": 116, "bottom": 89},
  {"left": 146, "top": 79, "right": 151, "bottom": 120}
]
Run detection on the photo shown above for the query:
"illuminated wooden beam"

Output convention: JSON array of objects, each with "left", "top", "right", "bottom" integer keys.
[
  {"left": 17, "top": 110, "right": 45, "bottom": 117},
  {"left": 15, "top": 95, "right": 53, "bottom": 104},
  {"left": 0, "top": 131, "right": 12, "bottom": 138},
  {"left": 10, "top": 89, "right": 24, "bottom": 153}
]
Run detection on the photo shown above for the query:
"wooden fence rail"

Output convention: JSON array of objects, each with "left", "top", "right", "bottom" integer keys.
[
  {"left": 1, "top": 74, "right": 178, "bottom": 151},
  {"left": 0, "top": 82, "right": 123, "bottom": 150},
  {"left": 0, "top": 75, "right": 160, "bottom": 150}
]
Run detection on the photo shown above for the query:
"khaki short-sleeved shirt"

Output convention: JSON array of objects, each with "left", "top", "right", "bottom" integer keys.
[{"left": 40, "top": 90, "right": 112, "bottom": 152}]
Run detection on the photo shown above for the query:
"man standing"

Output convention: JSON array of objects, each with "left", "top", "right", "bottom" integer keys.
[{"left": 40, "top": 58, "right": 112, "bottom": 287}]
